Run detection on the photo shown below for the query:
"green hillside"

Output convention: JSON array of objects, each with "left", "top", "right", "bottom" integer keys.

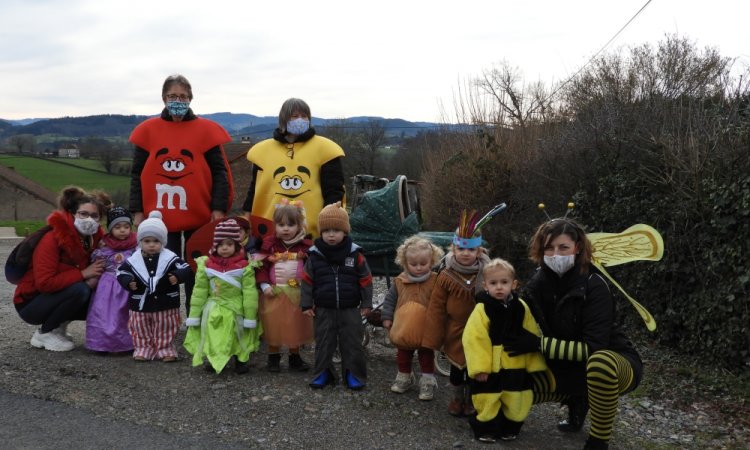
[{"left": 0, "top": 155, "right": 130, "bottom": 194}]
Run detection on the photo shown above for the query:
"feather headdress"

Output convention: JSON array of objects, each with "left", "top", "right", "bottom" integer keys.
[{"left": 453, "top": 203, "right": 507, "bottom": 248}]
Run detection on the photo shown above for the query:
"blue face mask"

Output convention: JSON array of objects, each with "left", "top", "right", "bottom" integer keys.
[
  {"left": 166, "top": 100, "right": 190, "bottom": 117},
  {"left": 286, "top": 118, "right": 310, "bottom": 135}
]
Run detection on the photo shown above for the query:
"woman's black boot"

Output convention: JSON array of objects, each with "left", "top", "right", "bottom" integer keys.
[{"left": 558, "top": 395, "right": 588, "bottom": 432}]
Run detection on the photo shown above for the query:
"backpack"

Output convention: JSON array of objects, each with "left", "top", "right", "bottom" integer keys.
[{"left": 4, "top": 225, "right": 52, "bottom": 284}]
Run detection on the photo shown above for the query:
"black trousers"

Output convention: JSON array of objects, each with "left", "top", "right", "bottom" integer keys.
[
  {"left": 167, "top": 229, "right": 195, "bottom": 315},
  {"left": 312, "top": 307, "right": 367, "bottom": 382},
  {"left": 18, "top": 282, "right": 91, "bottom": 333}
]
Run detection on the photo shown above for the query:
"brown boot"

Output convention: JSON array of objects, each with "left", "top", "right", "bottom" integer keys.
[
  {"left": 448, "top": 385, "right": 464, "bottom": 417},
  {"left": 463, "top": 385, "right": 476, "bottom": 416}
]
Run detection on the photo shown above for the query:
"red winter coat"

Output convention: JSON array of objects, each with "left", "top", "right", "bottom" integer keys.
[{"left": 13, "top": 210, "right": 103, "bottom": 307}]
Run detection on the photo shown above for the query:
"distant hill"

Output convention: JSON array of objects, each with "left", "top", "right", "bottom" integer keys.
[
  {"left": 1, "top": 114, "right": 149, "bottom": 139},
  {"left": 201, "top": 112, "right": 277, "bottom": 132},
  {"left": 5, "top": 118, "right": 47, "bottom": 126},
  {"left": 0, "top": 113, "right": 442, "bottom": 141}
]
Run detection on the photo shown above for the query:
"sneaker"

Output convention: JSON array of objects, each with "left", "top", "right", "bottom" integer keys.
[
  {"left": 30, "top": 329, "right": 74, "bottom": 352},
  {"left": 500, "top": 433, "right": 517, "bottom": 441},
  {"left": 390, "top": 372, "right": 415, "bottom": 393},
  {"left": 53, "top": 321, "right": 73, "bottom": 340},
  {"left": 477, "top": 435, "right": 496, "bottom": 443},
  {"left": 418, "top": 375, "right": 437, "bottom": 401}
]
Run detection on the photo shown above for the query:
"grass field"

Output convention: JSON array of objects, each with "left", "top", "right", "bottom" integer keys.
[
  {"left": 0, "top": 220, "right": 46, "bottom": 236},
  {"left": 0, "top": 155, "right": 130, "bottom": 194}
]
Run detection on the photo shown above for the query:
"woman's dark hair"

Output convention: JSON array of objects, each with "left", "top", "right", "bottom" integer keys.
[
  {"left": 58, "top": 186, "right": 111, "bottom": 218},
  {"left": 161, "top": 74, "right": 193, "bottom": 100},
  {"left": 278, "top": 98, "right": 311, "bottom": 132},
  {"left": 528, "top": 218, "right": 593, "bottom": 270}
]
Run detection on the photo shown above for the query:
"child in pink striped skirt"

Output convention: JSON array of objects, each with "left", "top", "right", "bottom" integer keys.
[{"left": 116, "top": 211, "right": 192, "bottom": 361}]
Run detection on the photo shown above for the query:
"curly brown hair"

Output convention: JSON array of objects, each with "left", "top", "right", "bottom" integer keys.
[{"left": 57, "top": 185, "right": 111, "bottom": 219}]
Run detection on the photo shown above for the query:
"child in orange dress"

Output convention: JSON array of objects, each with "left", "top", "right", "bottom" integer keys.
[{"left": 255, "top": 201, "right": 314, "bottom": 372}]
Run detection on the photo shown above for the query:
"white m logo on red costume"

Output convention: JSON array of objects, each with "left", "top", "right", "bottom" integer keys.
[{"left": 155, "top": 184, "right": 188, "bottom": 210}]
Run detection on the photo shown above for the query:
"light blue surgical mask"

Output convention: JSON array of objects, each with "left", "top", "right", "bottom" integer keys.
[
  {"left": 166, "top": 100, "right": 190, "bottom": 117},
  {"left": 286, "top": 118, "right": 310, "bottom": 135}
]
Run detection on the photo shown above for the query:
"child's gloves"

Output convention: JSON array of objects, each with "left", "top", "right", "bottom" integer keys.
[
  {"left": 185, "top": 318, "right": 201, "bottom": 327},
  {"left": 243, "top": 319, "right": 257, "bottom": 329},
  {"left": 504, "top": 329, "right": 541, "bottom": 356}
]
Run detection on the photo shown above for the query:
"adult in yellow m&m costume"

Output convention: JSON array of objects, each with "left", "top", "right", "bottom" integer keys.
[{"left": 241, "top": 98, "right": 345, "bottom": 238}]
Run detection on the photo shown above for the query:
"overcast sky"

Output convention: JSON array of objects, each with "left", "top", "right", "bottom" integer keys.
[{"left": 1, "top": 0, "right": 747, "bottom": 123}]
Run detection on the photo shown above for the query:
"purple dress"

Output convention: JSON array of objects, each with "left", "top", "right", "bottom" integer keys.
[{"left": 85, "top": 244, "right": 136, "bottom": 352}]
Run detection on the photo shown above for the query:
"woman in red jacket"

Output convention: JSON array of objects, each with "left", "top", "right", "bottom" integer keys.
[{"left": 14, "top": 186, "right": 109, "bottom": 352}]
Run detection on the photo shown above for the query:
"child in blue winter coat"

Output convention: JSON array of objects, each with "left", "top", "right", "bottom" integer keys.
[{"left": 301, "top": 202, "right": 373, "bottom": 390}]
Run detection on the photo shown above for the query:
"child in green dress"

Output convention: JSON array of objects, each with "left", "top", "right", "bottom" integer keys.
[{"left": 184, "top": 219, "right": 262, "bottom": 374}]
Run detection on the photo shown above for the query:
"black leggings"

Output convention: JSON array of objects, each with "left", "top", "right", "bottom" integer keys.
[
  {"left": 449, "top": 364, "right": 468, "bottom": 386},
  {"left": 18, "top": 282, "right": 91, "bottom": 333},
  {"left": 530, "top": 350, "right": 638, "bottom": 442},
  {"left": 167, "top": 229, "right": 195, "bottom": 313}
]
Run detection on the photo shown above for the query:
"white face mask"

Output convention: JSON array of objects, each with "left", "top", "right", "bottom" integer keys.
[
  {"left": 74, "top": 217, "right": 100, "bottom": 236},
  {"left": 543, "top": 254, "right": 576, "bottom": 276}
]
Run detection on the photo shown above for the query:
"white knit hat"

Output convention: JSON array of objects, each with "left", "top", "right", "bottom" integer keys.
[{"left": 137, "top": 211, "right": 168, "bottom": 245}]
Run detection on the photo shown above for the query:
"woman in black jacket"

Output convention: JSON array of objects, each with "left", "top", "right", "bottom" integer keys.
[{"left": 510, "top": 218, "right": 642, "bottom": 450}]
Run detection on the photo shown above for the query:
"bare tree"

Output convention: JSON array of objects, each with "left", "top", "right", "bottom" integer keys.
[
  {"left": 359, "top": 119, "right": 386, "bottom": 175},
  {"left": 7, "top": 134, "right": 36, "bottom": 154},
  {"left": 82, "top": 137, "right": 117, "bottom": 173}
]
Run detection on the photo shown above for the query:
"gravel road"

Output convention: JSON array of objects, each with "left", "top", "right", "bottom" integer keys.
[{"left": 0, "top": 236, "right": 746, "bottom": 449}]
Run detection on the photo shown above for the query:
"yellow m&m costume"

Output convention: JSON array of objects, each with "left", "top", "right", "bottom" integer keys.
[{"left": 246, "top": 134, "right": 344, "bottom": 238}]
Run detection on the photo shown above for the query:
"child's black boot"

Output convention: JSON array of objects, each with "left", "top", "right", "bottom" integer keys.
[
  {"left": 266, "top": 353, "right": 281, "bottom": 372},
  {"left": 288, "top": 353, "right": 310, "bottom": 372},
  {"left": 235, "top": 357, "right": 249, "bottom": 374}
]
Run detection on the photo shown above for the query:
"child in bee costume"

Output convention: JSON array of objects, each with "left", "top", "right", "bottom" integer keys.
[{"left": 463, "top": 258, "right": 547, "bottom": 443}]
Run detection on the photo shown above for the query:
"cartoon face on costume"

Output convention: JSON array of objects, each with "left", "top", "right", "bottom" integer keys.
[
  {"left": 273, "top": 165, "right": 312, "bottom": 199},
  {"left": 155, "top": 147, "right": 194, "bottom": 182}
]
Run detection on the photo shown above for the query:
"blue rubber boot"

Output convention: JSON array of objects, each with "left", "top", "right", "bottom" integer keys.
[
  {"left": 309, "top": 369, "right": 334, "bottom": 389},
  {"left": 345, "top": 370, "right": 365, "bottom": 390}
]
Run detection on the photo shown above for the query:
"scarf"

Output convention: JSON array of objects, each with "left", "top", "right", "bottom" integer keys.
[
  {"left": 206, "top": 249, "right": 248, "bottom": 272},
  {"left": 313, "top": 235, "right": 353, "bottom": 265},
  {"left": 282, "top": 229, "right": 306, "bottom": 247},
  {"left": 444, "top": 251, "right": 490, "bottom": 293},
  {"left": 103, "top": 233, "right": 138, "bottom": 251},
  {"left": 407, "top": 271, "right": 432, "bottom": 283},
  {"left": 475, "top": 291, "right": 526, "bottom": 341}
]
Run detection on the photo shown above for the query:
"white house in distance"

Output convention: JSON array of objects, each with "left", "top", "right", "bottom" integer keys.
[{"left": 58, "top": 144, "right": 80, "bottom": 158}]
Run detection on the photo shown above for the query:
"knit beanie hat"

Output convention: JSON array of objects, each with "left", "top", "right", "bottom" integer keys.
[
  {"left": 318, "top": 201, "right": 350, "bottom": 233},
  {"left": 137, "top": 211, "right": 168, "bottom": 245},
  {"left": 213, "top": 218, "right": 242, "bottom": 246},
  {"left": 106, "top": 206, "right": 132, "bottom": 232},
  {"left": 233, "top": 216, "right": 251, "bottom": 232}
]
